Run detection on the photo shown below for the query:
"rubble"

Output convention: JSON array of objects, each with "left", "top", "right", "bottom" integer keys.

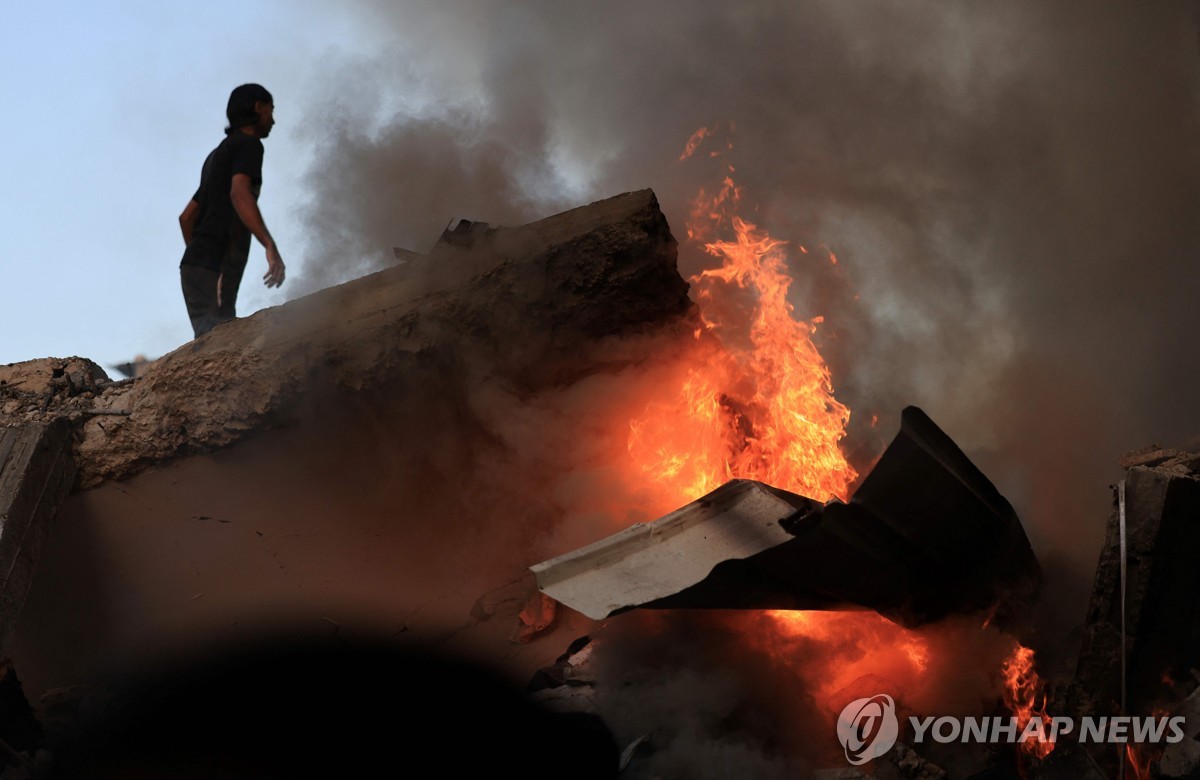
[
  {"left": 1073, "top": 450, "right": 1200, "bottom": 716},
  {"left": 14, "top": 182, "right": 1199, "bottom": 777},
  {"left": 0, "top": 358, "right": 121, "bottom": 426},
  {"left": 0, "top": 421, "right": 74, "bottom": 654},
  {"left": 527, "top": 636, "right": 597, "bottom": 695},
  {"left": 533, "top": 406, "right": 1040, "bottom": 628},
  {"left": 6, "top": 189, "right": 689, "bottom": 719},
  {"left": 0, "top": 190, "right": 689, "bottom": 490},
  {"left": 1118, "top": 444, "right": 1181, "bottom": 470},
  {"left": 515, "top": 593, "right": 559, "bottom": 644},
  {"left": 890, "top": 744, "right": 947, "bottom": 780}
]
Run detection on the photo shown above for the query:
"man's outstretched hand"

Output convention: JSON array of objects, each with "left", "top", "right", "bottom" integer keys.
[{"left": 264, "top": 244, "right": 286, "bottom": 288}]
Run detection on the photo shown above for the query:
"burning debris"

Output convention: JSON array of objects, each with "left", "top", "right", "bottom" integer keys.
[
  {"left": 533, "top": 406, "right": 1040, "bottom": 628},
  {"left": 526, "top": 435, "right": 1200, "bottom": 778}
]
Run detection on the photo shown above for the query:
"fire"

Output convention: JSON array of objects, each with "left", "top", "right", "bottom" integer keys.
[
  {"left": 625, "top": 127, "right": 933, "bottom": 730},
  {"left": 764, "top": 610, "right": 931, "bottom": 705},
  {"left": 1124, "top": 704, "right": 1171, "bottom": 779},
  {"left": 678, "top": 126, "right": 711, "bottom": 162},
  {"left": 1126, "top": 744, "right": 1156, "bottom": 780},
  {"left": 625, "top": 127, "right": 1040, "bottom": 760},
  {"left": 1001, "top": 643, "right": 1055, "bottom": 760},
  {"left": 627, "top": 138, "right": 856, "bottom": 507}
]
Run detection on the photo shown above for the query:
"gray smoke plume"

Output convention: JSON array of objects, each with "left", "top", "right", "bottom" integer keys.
[
  {"left": 296, "top": 0, "right": 1200, "bottom": 566},
  {"left": 290, "top": 0, "right": 1200, "bottom": 748}
]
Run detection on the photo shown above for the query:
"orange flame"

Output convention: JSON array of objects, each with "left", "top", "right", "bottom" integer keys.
[
  {"left": 623, "top": 129, "right": 949, "bottom": 736},
  {"left": 624, "top": 129, "right": 1033, "bottom": 752},
  {"left": 627, "top": 156, "right": 856, "bottom": 506},
  {"left": 763, "top": 610, "right": 930, "bottom": 706},
  {"left": 1126, "top": 744, "right": 1156, "bottom": 780},
  {"left": 1125, "top": 705, "right": 1170, "bottom": 780},
  {"left": 678, "top": 126, "right": 712, "bottom": 162},
  {"left": 1001, "top": 643, "right": 1055, "bottom": 761}
]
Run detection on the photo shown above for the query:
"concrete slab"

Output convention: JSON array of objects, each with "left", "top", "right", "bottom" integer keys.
[
  {"left": 532, "top": 480, "right": 819, "bottom": 620},
  {"left": 0, "top": 420, "right": 75, "bottom": 653}
]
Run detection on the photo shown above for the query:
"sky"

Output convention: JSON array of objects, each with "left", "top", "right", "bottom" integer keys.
[
  {"left": 0, "top": 1, "right": 382, "bottom": 369},
  {"left": 3, "top": 1, "right": 1200, "bottom": 579}
]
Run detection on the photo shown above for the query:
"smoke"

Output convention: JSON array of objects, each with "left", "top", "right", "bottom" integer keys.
[
  {"left": 564, "top": 610, "right": 1024, "bottom": 777},
  {"left": 294, "top": 0, "right": 1200, "bottom": 575},
  {"left": 285, "top": 0, "right": 1200, "bottom": 765}
]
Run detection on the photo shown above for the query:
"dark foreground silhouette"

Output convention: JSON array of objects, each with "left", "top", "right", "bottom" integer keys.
[{"left": 44, "top": 638, "right": 618, "bottom": 778}]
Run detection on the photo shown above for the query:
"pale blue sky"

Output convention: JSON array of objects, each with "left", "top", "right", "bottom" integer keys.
[{"left": 0, "top": 2, "right": 386, "bottom": 370}]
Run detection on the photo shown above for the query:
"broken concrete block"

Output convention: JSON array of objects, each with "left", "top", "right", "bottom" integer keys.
[
  {"left": 1118, "top": 445, "right": 1179, "bottom": 470},
  {"left": 1073, "top": 455, "right": 1200, "bottom": 715},
  {"left": 0, "top": 421, "right": 75, "bottom": 654},
  {"left": 68, "top": 189, "right": 690, "bottom": 488},
  {"left": 0, "top": 358, "right": 109, "bottom": 400}
]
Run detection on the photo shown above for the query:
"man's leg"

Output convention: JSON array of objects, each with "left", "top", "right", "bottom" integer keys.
[
  {"left": 180, "top": 265, "right": 222, "bottom": 338},
  {"left": 217, "top": 260, "right": 247, "bottom": 323}
]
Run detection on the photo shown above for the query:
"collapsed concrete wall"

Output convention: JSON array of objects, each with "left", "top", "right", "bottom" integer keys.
[
  {"left": 45, "top": 190, "right": 685, "bottom": 488},
  {"left": 3, "top": 190, "right": 695, "bottom": 700}
]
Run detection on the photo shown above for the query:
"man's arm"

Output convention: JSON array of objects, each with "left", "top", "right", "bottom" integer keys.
[
  {"left": 230, "top": 173, "right": 285, "bottom": 288},
  {"left": 179, "top": 199, "right": 199, "bottom": 246}
]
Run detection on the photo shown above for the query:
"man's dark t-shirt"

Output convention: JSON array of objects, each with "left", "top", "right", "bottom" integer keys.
[{"left": 180, "top": 132, "right": 264, "bottom": 272}]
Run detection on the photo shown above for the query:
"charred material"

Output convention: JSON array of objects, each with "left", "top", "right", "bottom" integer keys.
[
  {"left": 801, "top": 405, "right": 1041, "bottom": 627},
  {"left": 533, "top": 406, "right": 1040, "bottom": 628},
  {"left": 1073, "top": 450, "right": 1200, "bottom": 716}
]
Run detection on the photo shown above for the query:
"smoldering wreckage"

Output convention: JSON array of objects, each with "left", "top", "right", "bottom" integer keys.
[{"left": 0, "top": 190, "right": 1198, "bottom": 778}]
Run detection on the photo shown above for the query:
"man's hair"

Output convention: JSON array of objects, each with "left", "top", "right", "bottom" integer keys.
[{"left": 225, "top": 84, "right": 273, "bottom": 134}]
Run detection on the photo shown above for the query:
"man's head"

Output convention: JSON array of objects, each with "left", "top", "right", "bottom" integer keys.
[{"left": 226, "top": 83, "right": 275, "bottom": 138}]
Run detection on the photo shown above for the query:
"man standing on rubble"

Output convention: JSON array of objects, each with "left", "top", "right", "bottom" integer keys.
[{"left": 178, "top": 84, "right": 285, "bottom": 338}]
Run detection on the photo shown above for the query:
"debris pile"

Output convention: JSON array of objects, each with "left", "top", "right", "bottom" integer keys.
[
  {"left": 0, "top": 190, "right": 692, "bottom": 774},
  {"left": 0, "top": 358, "right": 120, "bottom": 426},
  {"left": 1073, "top": 448, "right": 1200, "bottom": 716},
  {"left": 533, "top": 407, "right": 1040, "bottom": 629}
]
